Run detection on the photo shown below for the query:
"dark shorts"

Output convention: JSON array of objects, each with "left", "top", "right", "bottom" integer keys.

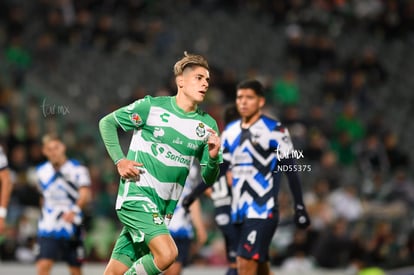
[
  {"left": 215, "top": 209, "right": 238, "bottom": 264},
  {"left": 35, "top": 237, "right": 84, "bottom": 267},
  {"left": 172, "top": 237, "right": 192, "bottom": 266},
  {"left": 235, "top": 216, "right": 279, "bottom": 263}
]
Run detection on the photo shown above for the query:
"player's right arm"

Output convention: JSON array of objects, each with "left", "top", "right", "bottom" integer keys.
[{"left": 99, "top": 97, "right": 151, "bottom": 179}]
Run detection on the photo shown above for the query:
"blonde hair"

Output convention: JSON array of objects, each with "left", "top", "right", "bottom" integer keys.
[
  {"left": 42, "top": 133, "right": 61, "bottom": 145},
  {"left": 173, "top": 51, "right": 209, "bottom": 76}
]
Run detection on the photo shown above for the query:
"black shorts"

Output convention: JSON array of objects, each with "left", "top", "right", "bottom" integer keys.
[
  {"left": 35, "top": 237, "right": 85, "bottom": 267},
  {"left": 235, "top": 216, "right": 279, "bottom": 262},
  {"left": 172, "top": 237, "right": 192, "bottom": 266},
  {"left": 215, "top": 210, "right": 238, "bottom": 264}
]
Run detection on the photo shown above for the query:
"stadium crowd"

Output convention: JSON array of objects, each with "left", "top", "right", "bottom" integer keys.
[{"left": 1, "top": 0, "right": 414, "bottom": 273}]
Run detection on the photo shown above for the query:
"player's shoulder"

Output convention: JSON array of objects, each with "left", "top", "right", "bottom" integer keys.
[
  {"left": 198, "top": 109, "right": 217, "bottom": 123},
  {"left": 36, "top": 161, "right": 51, "bottom": 172},
  {"left": 67, "top": 159, "right": 89, "bottom": 170},
  {"left": 260, "top": 115, "right": 285, "bottom": 132},
  {"left": 145, "top": 95, "right": 171, "bottom": 105},
  {"left": 223, "top": 118, "right": 241, "bottom": 132},
  {"left": 68, "top": 158, "right": 82, "bottom": 166}
]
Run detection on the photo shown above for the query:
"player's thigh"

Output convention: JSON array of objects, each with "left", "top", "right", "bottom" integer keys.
[
  {"left": 236, "top": 218, "right": 278, "bottom": 262},
  {"left": 104, "top": 258, "right": 129, "bottom": 275},
  {"left": 115, "top": 202, "right": 171, "bottom": 264},
  {"left": 111, "top": 227, "right": 150, "bottom": 268},
  {"left": 148, "top": 233, "right": 178, "bottom": 267}
]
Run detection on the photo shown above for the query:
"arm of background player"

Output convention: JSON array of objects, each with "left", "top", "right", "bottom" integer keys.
[
  {"left": 280, "top": 157, "right": 311, "bottom": 229},
  {"left": 63, "top": 186, "right": 91, "bottom": 224},
  {"left": 0, "top": 167, "right": 12, "bottom": 232},
  {"left": 181, "top": 182, "right": 210, "bottom": 212},
  {"left": 183, "top": 160, "right": 230, "bottom": 211},
  {"left": 190, "top": 198, "right": 208, "bottom": 249},
  {"left": 282, "top": 158, "right": 305, "bottom": 206}
]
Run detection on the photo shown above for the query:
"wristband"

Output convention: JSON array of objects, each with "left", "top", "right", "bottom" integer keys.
[
  {"left": 114, "top": 158, "right": 125, "bottom": 165},
  {"left": 0, "top": 207, "right": 7, "bottom": 218}
]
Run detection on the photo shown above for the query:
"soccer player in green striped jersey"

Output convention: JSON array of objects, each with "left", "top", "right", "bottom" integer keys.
[{"left": 99, "top": 52, "right": 222, "bottom": 275}]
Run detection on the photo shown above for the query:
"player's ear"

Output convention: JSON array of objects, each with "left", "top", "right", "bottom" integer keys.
[
  {"left": 61, "top": 142, "right": 66, "bottom": 153},
  {"left": 259, "top": 96, "right": 265, "bottom": 108},
  {"left": 176, "top": 75, "right": 184, "bottom": 88}
]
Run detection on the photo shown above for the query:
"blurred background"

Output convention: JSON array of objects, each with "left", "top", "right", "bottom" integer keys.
[{"left": 1, "top": 0, "right": 414, "bottom": 274}]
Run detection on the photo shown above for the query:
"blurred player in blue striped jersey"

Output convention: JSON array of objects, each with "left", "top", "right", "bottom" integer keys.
[
  {"left": 222, "top": 79, "right": 310, "bottom": 275},
  {"left": 34, "top": 134, "right": 91, "bottom": 275}
]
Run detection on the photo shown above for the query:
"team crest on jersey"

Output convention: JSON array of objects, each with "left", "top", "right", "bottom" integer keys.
[
  {"left": 152, "top": 213, "right": 163, "bottom": 225},
  {"left": 196, "top": 123, "right": 206, "bottom": 137},
  {"left": 130, "top": 113, "right": 142, "bottom": 126}
]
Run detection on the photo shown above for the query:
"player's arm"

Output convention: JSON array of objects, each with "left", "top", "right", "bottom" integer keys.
[
  {"left": 0, "top": 167, "right": 12, "bottom": 232},
  {"left": 280, "top": 157, "right": 311, "bottom": 229},
  {"left": 75, "top": 186, "right": 91, "bottom": 212},
  {"left": 189, "top": 198, "right": 208, "bottom": 248},
  {"left": 200, "top": 158, "right": 219, "bottom": 185},
  {"left": 183, "top": 160, "right": 230, "bottom": 211},
  {"left": 99, "top": 113, "right": 126, "bottom": 164},
  {"left": 99, "top": 111, "right": 143, "bottom": 179},
  {"left": 63, "top": 166, "right": 92, "bottom": 224},
  {"left": 201, "top": 128, "right": 222, "bottom": 185}
]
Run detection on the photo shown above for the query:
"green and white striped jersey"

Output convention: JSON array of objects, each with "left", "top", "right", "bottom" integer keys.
[{"left": 112, "top": 95, "right": 220, "bottom": 216}]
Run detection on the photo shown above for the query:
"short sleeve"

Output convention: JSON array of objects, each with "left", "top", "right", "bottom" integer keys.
[
  {"left": 77, "top": 166, "right": 91, "bottom": 187},
  {"left": 0, "top": 147, "right": 8, "bottom": 170},
  {"left": 112, "top": 96, "right": 152, "bottom": 131}
]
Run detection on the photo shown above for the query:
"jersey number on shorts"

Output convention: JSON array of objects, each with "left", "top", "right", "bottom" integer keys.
[{"left": 247, "top": 230, "right": 257, "bottom": 245}]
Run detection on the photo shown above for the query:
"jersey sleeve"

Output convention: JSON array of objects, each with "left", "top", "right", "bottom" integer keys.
[
  {"left": 112, "top": 95, "right": 152, "bottom": 131},
  {"left": 271, "top": 122, "right": 295, "bottom": 158},
  {"left": 77, "top": 166, "right": 91, "bottom": 187},
  {"left": 0, "top": 147, "right": 8, "bottom": 170},
  {"left": 199, "top": 121, "right": 223, "bottom": 165}
]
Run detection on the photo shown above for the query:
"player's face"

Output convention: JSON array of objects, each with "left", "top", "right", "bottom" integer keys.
[
  {"left": 42, "top": 139, "right": 66, "bottom": 166},
  {"left": 181, "top": 66, "right": 210, "bottom": 104},
  {"left": 236, "top": 88, "right": 264, "bottom": 120}
]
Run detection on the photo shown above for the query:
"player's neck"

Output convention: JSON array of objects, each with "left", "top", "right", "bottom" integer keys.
[
  {"left": 175, "top": 94, "right": 197, "bottom": 113},
  {"left": 51, "top": 157, "right": 67, "bottom": 171},
  {"left": 241, "top": 112, "right": 261, "bottom": 129}
]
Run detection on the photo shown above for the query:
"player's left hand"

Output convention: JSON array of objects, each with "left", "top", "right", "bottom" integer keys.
[
  {"left": 206, "top": 129, "right": 220, "bottom": 159},
  {"left": 294, "top": 205, "right": 311, "bottom": 229}
]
